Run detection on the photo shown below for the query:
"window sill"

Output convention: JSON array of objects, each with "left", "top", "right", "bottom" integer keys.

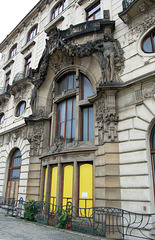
[
  {"left": 3, "top": 59, "right": 14, "bottom": 70},
  {"left": 21, "top": 40, "right": 36, "bottom": 55},
  {"left": 44, "top": 15, "right": 64, "bottom": 34}
]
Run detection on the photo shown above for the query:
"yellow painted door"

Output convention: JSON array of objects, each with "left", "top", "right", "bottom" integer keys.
[
  {"left": 43, "top": 167, "right": 47, "bottom": 202},
  {"left": 62, "top": 165, "right": 73, "bottom": 206},
  {"left": 79, "top": 163, "right": 93, "bottom": 217},
  {"left": 50, "top": 166, "right": 58, "bottom": 212}
]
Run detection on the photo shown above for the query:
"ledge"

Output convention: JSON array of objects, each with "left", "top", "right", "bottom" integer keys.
[
  {"left": 21, "top": 40, "right": 36, "bottom": 54},
  {"left": 118, "top": 0, "right": 155, "bottom": 24},
  {"left": 44, "top": 16, "right": 64, "bottom": 33},
  {"left": 3, "top": 59, "right": 14, "bottom": 70}
]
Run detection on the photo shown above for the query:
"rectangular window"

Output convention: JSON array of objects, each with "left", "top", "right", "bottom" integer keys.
[
  {"left": 57, "top": 97, "right": 76, "bottom": 139},
  {"left": 82, "top": 106, "right": 94, "bottom": 141},
  {"left": 24, "top": 55, "right": 31, "bottom": 77},
  {"left": 86, "top": 1, "right": 101, "bottom": 21},
  {"left": 5, "top": 71, "right": 11, "bottom": 90}
]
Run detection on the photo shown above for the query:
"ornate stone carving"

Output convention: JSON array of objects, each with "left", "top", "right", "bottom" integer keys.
[
  {"left": 28, "top": 121, "right": 44, "bottom": 156},
  {"left": 143, "top": 83, "right": 155, "bottom": 99},
  {"left": 33, "top": 25, "right": 124, "bottom": 88},
  {"left": 14, "top": 85, "right": 31, "bottom": 104},
  {"left": 43, "top": 136, "right": 79, "bottom": 154},
  {"left": 104, "top": 110, "right": 118, "bottom": 142},
  {"left": 95, "top": 94, "right": 105, "bottom": 146},
  {"left": 95, "top": 91, "right": 118, "bottom": 144}
]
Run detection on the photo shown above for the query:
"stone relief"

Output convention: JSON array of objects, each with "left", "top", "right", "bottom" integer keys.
[
  {"left": 33, "top": 25, "right": 124, "bottom": 90},
  {"left": 13, "top": 85, "right": 31, "bottom": 104},
  {"left": 28, "top": 121, "right": 44, "bottom": 156},
  {"left": 104, "top": 110, "right": 118, "bottom": 142},
  {"left": 95, "top": 94, "right": 105, "bottom": 145},
  {"left": 143, "top": 83, "right": 155, "bottom": 99},
  {"left": 43, "top": 136, "right": 79, "bottom": 154},
  {"left": 125, "top": 13, "right": 155, "bottom": 44}
]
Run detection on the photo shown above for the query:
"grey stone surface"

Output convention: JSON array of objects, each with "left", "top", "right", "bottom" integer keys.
[{"left": 0, "top": 210, "right": 107, "bottom": 240}]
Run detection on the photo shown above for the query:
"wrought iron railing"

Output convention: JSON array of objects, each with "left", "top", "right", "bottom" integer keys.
[
  {"left": 122, "top": 0, "right": 136, "bottom": 10},
  {"left": 0, "top": 197, "right": 155, "bottom": 239},
  {"left": 12, "top": 69, "right": 32, "bottom": 85}
]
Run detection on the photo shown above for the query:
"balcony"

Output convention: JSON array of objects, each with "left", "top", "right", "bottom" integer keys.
[
  {"left": 0, "top": 85, "right": 10, "bottom": 103},
  {"left": 10, "top": 69, "right": 32, "bottom": 96},
  {"left": 119, "top": 0, "right": 155, "bottom": 24}
]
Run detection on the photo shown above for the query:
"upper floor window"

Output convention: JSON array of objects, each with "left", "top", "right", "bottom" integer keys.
[
  {"left": 27, "top": 24, "right": 38, "bottom": 42},
  {"left": 16, "top": 101, "right": 26, "bottom": 117},
  {"left": 86, "top": 1, "right": 101, "bottom": 21},
  {"left": 142, "top": 29, "right": 155, "bottom": 53},
  {"left": 58, "top": 73, "right": 76, "bottom": 94},
  {"left": 0, "top": 113, "right": 4, "bottom": 125},
  {"left": 24, "top": 55, "right": 31, "bottom": 77},
  {"left": 51, "top": 0, "right": 66, "bottom": 20},
  {"left": 9, "top": 44, "right": 17, "bottom": 59},
  {"left": 55, "top": 72, "right": 94, "bottom": 141},
  {"left": 6, "top": 71, "right": 11, "bottom": 89}
]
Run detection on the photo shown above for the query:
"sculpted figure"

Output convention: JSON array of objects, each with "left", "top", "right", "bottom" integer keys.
[{"left": 96, "top": 33, "right": 118, "bottom": 82}]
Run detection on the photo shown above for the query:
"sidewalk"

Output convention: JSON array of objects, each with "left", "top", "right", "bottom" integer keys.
[{"left": 0, "top": 209, "right": 111, "bottom": 240}]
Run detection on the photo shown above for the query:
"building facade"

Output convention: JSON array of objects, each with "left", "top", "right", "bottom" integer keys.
[{"left": 0, "top": 0, "right": 155, "bottom": 225}]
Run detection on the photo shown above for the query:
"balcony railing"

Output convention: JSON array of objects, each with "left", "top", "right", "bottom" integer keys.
[
  {"left": 122, "top": 0, "right": 136, "bottom": 10},
  {"left": 12, "top": 69, "right": 32, "bottom": 85},
  {"left": 0, "top": 86, "right": 9, "bottom": 95}
]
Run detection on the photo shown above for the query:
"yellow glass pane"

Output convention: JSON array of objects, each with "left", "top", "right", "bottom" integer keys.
[
  {"left": 43, "top": 167, "right": 47, "bottom": 202},
  {"left": 62, "top": 165, "right": 73, "bottom": 206},
  {"left": 79, "top": 164, "right": 93, "bottom": 217},
  {"left": 50, "top": 166, "right": 58, "bottom": 212}
]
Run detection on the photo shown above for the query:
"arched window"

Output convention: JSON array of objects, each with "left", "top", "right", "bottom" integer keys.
[
  {"left": 6, "top": 149, "right": 21, "bottom": 201},
  {"left": 55, "top": 72, "right": 94, "bottom": 141},
  {"left": 51, "top": 0, "right": 66, "bottom": 20},
  {"left": 150, "top": 127, "right": 155, "bottom": 196},
  {"left": 142, "top": 29, "right": 155, "bottom": 53},
  {"left": 16, "top": 101, "right": 26, "bottom": 117},
  {"left": 27, "top": 24, "right": 38, "bottom": 42},
  {"left": 9, "top": 44, "right": 17, "bottom": 59}
]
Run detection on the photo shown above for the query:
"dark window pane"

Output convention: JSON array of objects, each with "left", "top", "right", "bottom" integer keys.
[
  {"left": 83, "top": 108, "right": 88, "bottom": 141},
  {"left": 89, "top": 107, "right": 94, "bottom": 140},
  {"left": 68, "top": 75, "right": 73, "bottom": 90},
  {"left": 83, "top": 76, "right": 93, "bottom": 99},
  {"left": 88, "top": 3, "right": 100, "bottom": 16},
  {"left": 95, "top": 11, "right": 101, "bottom": 20},
  {"left": 153, "top": 154, "right": 155, "bottom": 180},
  {"left": 12, "top": 169, "right": 20, "bottom": 178},
  {"left": 13, "top": 157, "right": 21, "bottom": 167},
  {"left": 143, "top": 37, "right": 153, "bottom": 53},
  {"left": 152, "top": 129, "right": 155, "bottom": 149},
  {"left": 66, "top": 120, "right": 71, "bottom": 138}
]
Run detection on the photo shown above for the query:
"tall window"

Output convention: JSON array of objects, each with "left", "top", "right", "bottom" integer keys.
[
  {"left": 86, "top": 1, "right": 101, "bottom": 21},
  {"left": 9, "top": 44, "right": 17, "bottom": 59},
  {"left": 0, "top": 113, "right": 4, "bottom": 125},
  {"left": 142, "top": 29, "right": 155, "bottom": 53},
  {"left": 16, "top": 101, "right": 26, "bottom": 117},
  {"left": 5, "top": 71, "right": 11, "bottom": 89},
  {"left": 51, "top": 0, "right": 66, "bottom": 20},
  {"left": 55, "top": 72, "right": 94, "bottom": 141},
  {"left": 27, "top": 25, "right": 38, "bottom": 42},
  {"left": 6, "top": 149, "right": 21, "bottom": 201},
  {"left": 57, "top": 97, "right": 76, "bottom": 139},
  {"left": 24, "top": 55, "right": 31, "bottom": 77},
  {"left": 150, "top": 127, "right": 155, "bottom": 197}
]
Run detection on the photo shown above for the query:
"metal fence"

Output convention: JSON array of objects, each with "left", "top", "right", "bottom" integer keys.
[{"left": 0, "top": 197, "right": 155, "bottom": 240}]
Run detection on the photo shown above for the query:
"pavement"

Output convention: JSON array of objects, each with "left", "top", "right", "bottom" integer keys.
[{"left": 0, "top": 209, "right": 108, "bottom": 240}]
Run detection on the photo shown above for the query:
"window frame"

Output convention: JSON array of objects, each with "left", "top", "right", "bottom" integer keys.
[
  {"left": 6, "top": 149, "right": 21, "bottom": 201},
  {"left": 5, "top": 71, "right": 11, "bottom": 89},
  {"left": 0, "top": 113, "right": 4, "bottom": 125},
  {"left": 16, "top": 101, "right": 26, "bottom": 117},
  {"left": 27, "top": 24, "right": 38, "bottom": 43},
  {"left": 9, "top": 44, "right": 17, "bottom": 59},
  {"left": 150, "top": 126, "right": 155, "bottom": 199},
  {"left": 51, "top": 0, "right": 66, "bottom": 21},
  {"left": 86, "top": 1, "right": 101, "bottom": 21},
  {"left": 142, "top": 30, "right": 155, "bottom": 53},
  {"left": 24, "top": 55, "right": 31, "bottom": 77}
]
